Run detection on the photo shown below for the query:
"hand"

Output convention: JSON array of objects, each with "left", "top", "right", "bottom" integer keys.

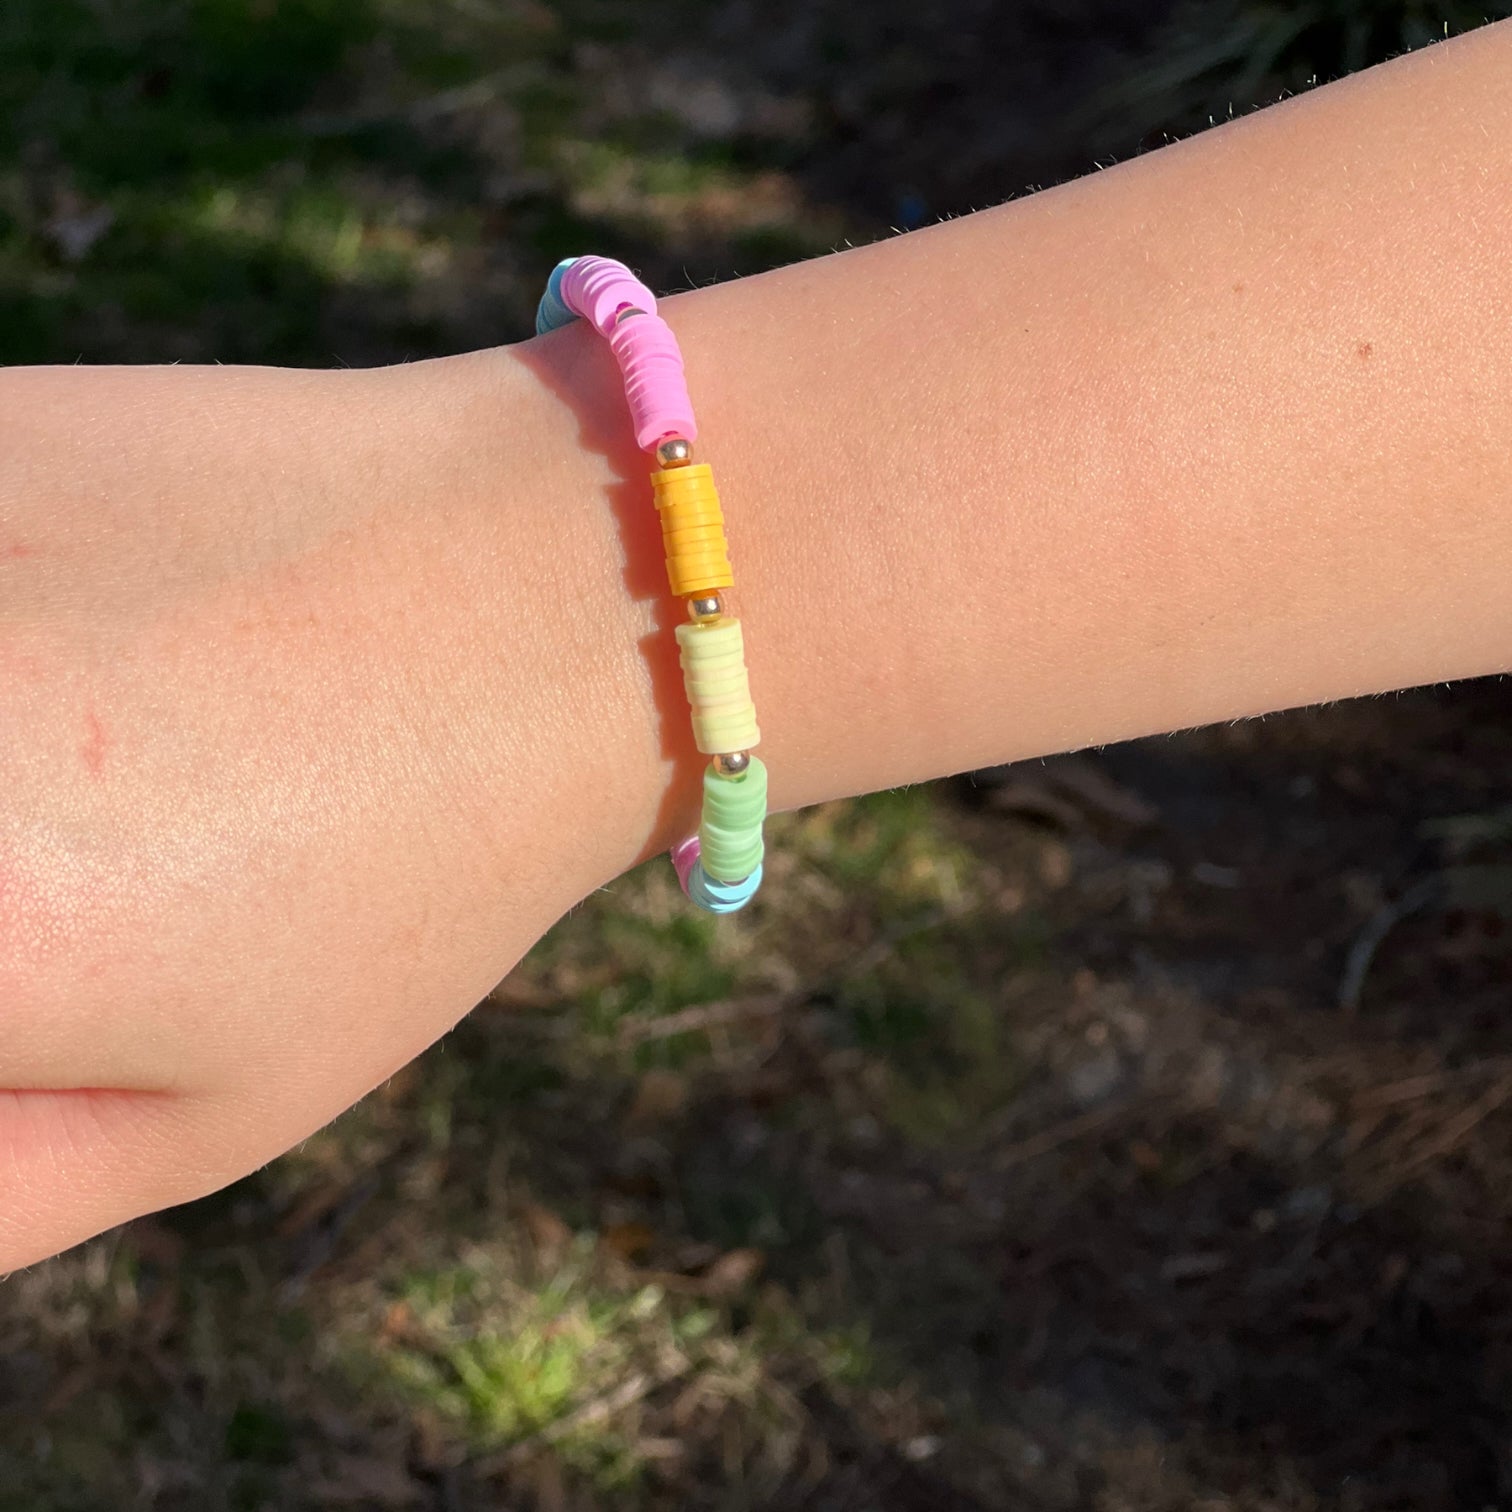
[{"left": 0, "top": 355, "right": 656, "bottom": 1270}]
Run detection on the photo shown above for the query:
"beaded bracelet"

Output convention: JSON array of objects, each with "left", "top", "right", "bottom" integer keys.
[{"left": 535, "top": 256, "right": 766, "bottom": 915}]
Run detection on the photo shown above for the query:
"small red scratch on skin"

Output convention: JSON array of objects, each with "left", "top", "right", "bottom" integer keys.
[
  {"left": 82, "top": 709, "right": 108, "bottom": 778},
  {"left": 1357, "top": 340, "right": 1374, "bottom": 361},
  {"left": 1, "top": 543, "right": 36, "bottom": 560}
]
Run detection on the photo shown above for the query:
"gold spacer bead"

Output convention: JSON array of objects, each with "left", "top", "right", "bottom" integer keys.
[
  {"left": 687, "top": 594, "right": 725, "bottom": 624},
  {"left": 656, "top": 436, "right": 693, "bottom": 468},
  {"left": 713, "top": 751, "right": 751, "bottom": 778}
]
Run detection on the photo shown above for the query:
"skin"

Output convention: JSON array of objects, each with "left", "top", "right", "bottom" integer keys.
[{"left": 2, "top": 19, "right": 1510, "bottom": 1270}]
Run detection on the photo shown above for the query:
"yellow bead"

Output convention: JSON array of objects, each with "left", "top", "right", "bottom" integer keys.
[{"left": 652, "top": 463, "right": 734, "bottom": 598}]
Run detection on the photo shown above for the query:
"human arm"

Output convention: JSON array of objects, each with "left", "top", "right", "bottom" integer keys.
[{"left": 2, "top": 18, "right": 1510, "bottom": 1271}]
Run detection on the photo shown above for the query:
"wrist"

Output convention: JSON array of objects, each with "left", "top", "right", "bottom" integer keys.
[{"left": 390, "top": 338, "right": 703, "bottom": 906}]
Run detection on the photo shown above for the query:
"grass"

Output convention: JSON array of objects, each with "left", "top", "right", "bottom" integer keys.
[
  {"left": 364, "top": 1244, "right": 857, "bottom": 1492},
  {"left": 0, "top": 0, "right": 850, "bottom": 367}
]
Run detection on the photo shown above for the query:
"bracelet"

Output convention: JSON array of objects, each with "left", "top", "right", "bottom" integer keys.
[{"left": 534, "top": 256, "right": 766, "bottom": 915}]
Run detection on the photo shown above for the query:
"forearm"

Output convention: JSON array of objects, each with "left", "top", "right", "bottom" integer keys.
[{"left": 458, "top": 18, "right": 1512, "bottom": 874}]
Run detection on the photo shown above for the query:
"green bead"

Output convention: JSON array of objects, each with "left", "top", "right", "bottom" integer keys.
[{"left": 699, "top": 756, "right": 767, "bottom": 882}]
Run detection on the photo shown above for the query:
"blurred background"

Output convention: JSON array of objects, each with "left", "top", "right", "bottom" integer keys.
[{"left": 3, "top": 2, "right": 1512, "bottom": 1508}]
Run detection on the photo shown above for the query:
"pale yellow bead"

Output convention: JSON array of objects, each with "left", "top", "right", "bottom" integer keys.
[{"left": 675, "top": 617, "right": 760, "bottom": 755}]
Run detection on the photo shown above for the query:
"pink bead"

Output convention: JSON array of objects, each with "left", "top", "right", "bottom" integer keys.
[
  {"left": 561, "top": 256, "right": 658, "bottom": 337},
  {"left": 670, "top": 835, "right": 701, "bottom": 895},
  {"left": 608, "top": 312, "right": 698, "bottom": 449},
  {"left": 561, "top": 256, "right": 698, "bottom": 448}
]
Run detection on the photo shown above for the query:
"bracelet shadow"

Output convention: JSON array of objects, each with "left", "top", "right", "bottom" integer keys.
[{"left": 510, "top": 323, "right": 703, "bottom": 867}]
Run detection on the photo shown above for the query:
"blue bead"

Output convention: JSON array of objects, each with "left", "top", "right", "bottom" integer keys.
[
  {"left": 686, "top": 861, "right": 762, "bottom": 915},
  {"left": 534, "top": 257, "right": 581, "bottom": 336}
]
